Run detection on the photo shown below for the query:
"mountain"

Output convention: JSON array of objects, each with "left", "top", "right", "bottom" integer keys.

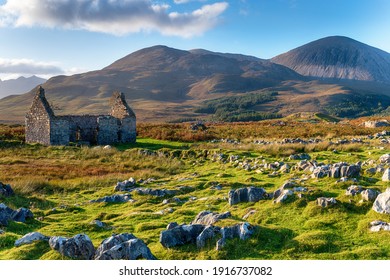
[
  {"left": 1, "top": 38, "right": 390, "bottom": 123},
  {"left": 0, "top": 45, "right": 302, "bottom": 122},
  {"left": 271, "top": 36, "right": 390, "bottom": 83},
  {"left": 0, "top": 76, "right": 46, "bottom": 98}
]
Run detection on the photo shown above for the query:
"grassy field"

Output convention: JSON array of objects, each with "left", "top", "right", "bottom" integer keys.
[{"left": 0, "top": 121, "right": 390, "bottom": 260}]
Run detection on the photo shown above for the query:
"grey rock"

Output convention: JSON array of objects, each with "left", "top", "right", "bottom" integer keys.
[
  {"left": 196, "top": 225, "right": 220, "bottom": 249},
  {"left": 273, "top": 189, "right": 294, "bottom": 203},
  {"left": 0, "top": 230, "right": 4, "bottom": 235},
  {"left": 365, "top": 167, "right": 377, "bottom": 175},
  {"left": 135, "top": 188, "right": 177, "bottom": 197},
  {"left": 49, "top": 234, "right": 95, "bottom": 260},
  {"left": 0, "top": 203, "right": 14, "bottom": 226},
  {"left": 15, "top": 232, "right": 49, "bottom": 247},
  {"left": 95, "top": 233, "right": 156, "bottom": 260},
  {"left": 166, "top": 222, "right": 179, "bottom": 230},
  {"left": 369, "top": 220, "right": 390, "bottom": 232},
  {"left": 11, "top": 208, "right": 34, "bottom": 222},
  {"left": 382, "top": 169, "right": 390, "bottom": 182},
  {"left": 0, "top": 182, "right": 14, "bottom": 197},
  {"left": 216, "top": 223, "right": 255, "bottom": 250},
  {"left": 114, "top": 178, "right": 136, "bottom": 192},
  {"left": 228, "top": 187, "right": 267, "bottom": 206},
  {"left": 162, "top": 197, "right": 183, "bottom": 205},
  {"left": 191, "top": 211, "right": 231, "bottom": 226},
  {"left": 345, "top": 185, "right": 363, "bottom": 196},
  {"left": 289, "top": 153, "right": 311, "bottom": 160},
  {"left": 316, "top": 197, "right": 337, "bottom": 207},
  {"left": 361, "top": 189, "right": 379, "bottom": 202},
  {"left": 90, "top": 219, "right": 107, "bottom": 228},
  {"left": 372, "top": 188, "right": 390, "bottom": 214},
  {"left": 379, "top": 154, "right": 390, "bottom": 164},
  {"left": 90, "top": 193, "right": 133, "bottom": 203},
  {"left": 160, "top": 224, "right": 205, "bottom": 248}
]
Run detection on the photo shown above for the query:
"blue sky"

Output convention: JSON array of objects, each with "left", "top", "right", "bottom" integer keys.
[{"left": 0, "top": 0, "right": 390, "bottom": 80}]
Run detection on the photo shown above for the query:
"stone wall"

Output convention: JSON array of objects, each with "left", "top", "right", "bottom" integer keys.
[
  {"left": 50, "top": 118, "right": 69, "bottom": 145},
  {"left": 59, "top": 115, "right": 99, "bottom": 144},
  {"left": 97, "top": 116, "right": 119, "bottom": 145}
]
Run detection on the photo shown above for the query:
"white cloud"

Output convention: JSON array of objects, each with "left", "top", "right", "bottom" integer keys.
[
  {"left": 0, "top": 0, "right": 228, "bottom": 37},
  {"left": 0, "top": 58, "right": 64, "bottom": 80}
]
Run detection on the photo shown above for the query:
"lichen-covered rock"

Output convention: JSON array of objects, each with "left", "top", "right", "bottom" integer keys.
[
  {"left": 372, "top": 188, "right": 390, "bottom": 214},
  {"left": 11, "top": 208, "right": 34, "bottom": 222},
  {"left": 196, "top": 225, "right": 220, "bottom": 249},
  {"left": 0, "top": 203, "right": 14, "bottom": 226},
  {"left": 345, "top": 185, "right": 363, "bottom": 196},
  {"left": 0, "top": 182, "right": 14, "bottom": 197},
  {"left": 379, "top": 154, "right": 390, "bottom": 164},
  {"left": 361, "top": 189, "right": 379, "bottom": 202},
  {"left": 191, "top": 211, "right": 231, "bottom": 226},
  {"left": 382, "top": 169, "right": 390, "bottom": 182},
  {"left": 228, "top": 187, "right": 267, "bottom": 206},
  {"left": 95, "top": 233, "right": 156, "bottom": 260},
  {"left": 273, "top": 189, "right": 294, "bottom": 203},
  {"left": 15, "top": 232, "right": 49, "bottom": 247},
  {"left": 217, "top": 223, "right": 256, "bottom": 250},
  {"left": 369, "top": 220, "right": 390, "bottom": 232},
  {"left": 159, "top": 224, "right": 205, "bottom": 248},
  {"left": 316, "top": 197, "right": 337, "bottom": 207},
  {"left": 49, "top": 234, "right": 95, "bottom": 260}
]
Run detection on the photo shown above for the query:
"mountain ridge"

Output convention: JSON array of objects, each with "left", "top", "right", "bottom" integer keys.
[{"left": 1, "top": 36, "right": 390, "bottom": 123}]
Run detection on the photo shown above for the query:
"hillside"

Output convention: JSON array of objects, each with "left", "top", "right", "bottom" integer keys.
[
  {"left": 0, "top": 38, "right": 390, "bottom": 123},
  {"left": 271, "top": 36, "right": 390, "bottom": 83}
]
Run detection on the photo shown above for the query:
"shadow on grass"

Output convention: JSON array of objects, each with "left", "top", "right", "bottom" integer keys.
[{"left": 116, "top": 139, "right": 190, "bottom": 151}]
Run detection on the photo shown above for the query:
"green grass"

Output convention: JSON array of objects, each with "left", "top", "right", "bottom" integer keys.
[{"left": 0, "top": 137, "right": 390, "bottom": 260}]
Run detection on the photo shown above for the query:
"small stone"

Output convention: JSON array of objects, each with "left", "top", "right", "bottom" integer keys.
[
  {"left": 15, "top": 232, "right": 49, "bottom": 247},
  {"left": 345, "top": 185, "right": 363, "bottom": 196},
  {"left": 273, "top": 189, "right": 294, "bottom": 204},
  {"left": 316, "top": 197, "right": 337, "bottom": 208},
  {"left": 242, "top": 210, "right": 257, "bottom": 220}
]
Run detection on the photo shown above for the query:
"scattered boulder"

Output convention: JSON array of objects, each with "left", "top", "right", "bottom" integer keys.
[
  {"left": 382, "top": 169, "right": 390, "bottom": 182},
  {"left": 0, "top": 203, "right": 14, "bottom": 226},
  {"left": 90, "top": 194, "right": 133, "bottom": 203},
  {"left": 361, "top": 189, "right": 379, "bottom": 202},
  {"left": 49, "top": 234, "right": 95, "bottom": 260},
  {"left": 15, "top": 232, "right": 49, "bottom": 247},
  {"left": 369, "top": 220, "right": 390, "bottom": 232},
  {"left": 196, "top": 225, "right": 220, "bottom": 249},
  {"left": 345, "top": 185, "right": 363, "bottom": 196},
  {"left": 114, "top": 178, "right": 136, "bottom": 192},
  {"left": 11, "top": 208, "right": 34, "bottom": 222},
  {"left": 289, "top": 153, "right": 311, "bottom": 160},
  {"left": 94, "top": 233, "right": 156, "bottom": 260},
  {"left": 228, "top": 187, "right": 267, "bottom": 206},
  {"left": 316, "top": 197, "right": 337, "bottom": 208},
  {"left": 135, "top": 188, "right": 177, "bottom": 197},
  {"left": 90, "top": 219, "right": 110, "bottom": 229},
  {"left": 372, "top": 188, "right": 390, "bottom": 214},
  {"left": 379, "top": 154, "right": 390, "bottom": 164},
  {"left": 162, "top": 197, "right": 183, "bottom": 205},
  {"left": 0, "top": 182, "right": 14, "bottom": 197},
  {"left": 0, "top": 230, "right": 4, "bottom": 235},
  {"left": 273, "top": 189, "right": 294, "bottom": 203},
  {"left": 217, "top": 223, "right": 255, "bottom": 250},
  {"left": 166, "top": 222, "right": 179, "bottom": 230},
  {"left": 160, "top": 224, "right": 205, "bottom": 248},
  {"left": 191, "top": 211, "right": 231, "bottom": 226},
  {"left": 0, "top": 203, "right": 33, "bottom": 226}
]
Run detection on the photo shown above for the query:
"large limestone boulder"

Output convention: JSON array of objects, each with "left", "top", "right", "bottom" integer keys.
[
  {"left": 191, "top": 211, "right": 231, "bottom": 226},
  {"left": 379, "top": 154, "right": 390, "bottom": 164},
  {"left": 11, "top": 208, "right": 34, "bottom": 222},
  {"left": 49, "top": 234, "right": 95, "bottom": 260},
  {"left": 361, "top": 189, "right": 379, "bottom": 202},
  {"left": 372, "top": 188, "right": 390, "bottom": 214},
  {"left": 95, "top": 233, "right": 156, "bottom": 260},
  {"left": 160, "top": 224, "right": 205, "bottom": 248},
  {"left": 228, "top": 187, "right": 267, "bottom": 206},
  {"left": 0, "top": 203, "right": 14, "bottom": 226},
  {"left": 0, "top": 204, "right": 33, "bottom": 226},
  {"left": 316, "top": 197, "right": 337, "bottom": 208}
]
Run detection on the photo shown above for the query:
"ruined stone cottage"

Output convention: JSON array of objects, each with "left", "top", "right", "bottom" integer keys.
[{"left": 25, "top": 86, "right": 136, "bottom": 145}]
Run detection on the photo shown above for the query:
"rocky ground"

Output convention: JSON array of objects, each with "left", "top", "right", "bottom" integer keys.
[{"left": 0, "top": 133, "right": 389, "bottom": 260}]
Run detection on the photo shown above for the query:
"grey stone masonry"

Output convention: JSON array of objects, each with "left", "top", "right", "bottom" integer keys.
[{"left": 25, "top": 87, "right": 136, "bottom": 145}]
